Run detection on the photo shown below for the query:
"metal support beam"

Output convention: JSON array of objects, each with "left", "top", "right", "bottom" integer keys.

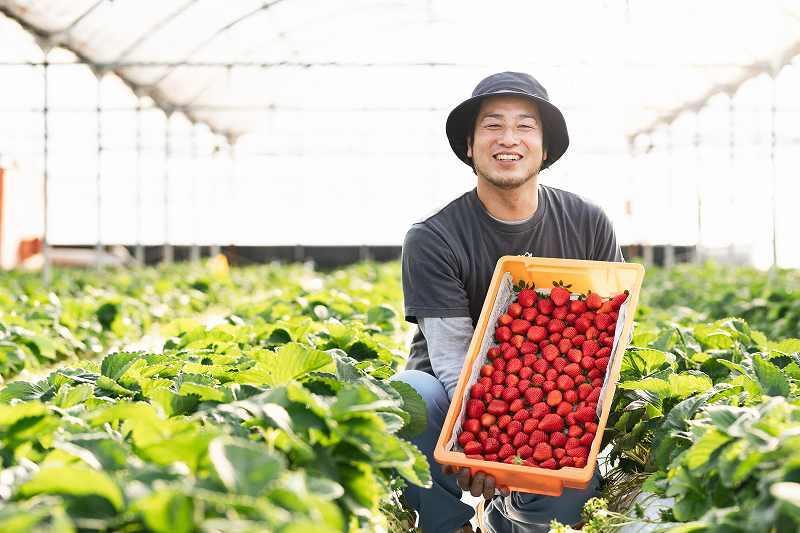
[{"left": 163, "top": 112, "right": 174, "bottom": 264}]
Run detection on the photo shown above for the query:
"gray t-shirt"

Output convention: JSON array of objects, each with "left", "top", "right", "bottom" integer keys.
[{"left": 402, "top": 185, "right": 623, "bottom": 374}]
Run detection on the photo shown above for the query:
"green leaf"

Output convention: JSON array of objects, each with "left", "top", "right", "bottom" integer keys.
[
  {"left": 0, "top": 381, "right": 50, "bottom": 403},
  {"left": 208, "top": 437, "right": 285, "bottom": 497},
  {"left": 19, "top": 465, "right": 124, "bottom": 510},
  {"left": 178, "top": 381, "right": 226, "bottom": 402},
  {"left": 394, "top": 441, "right": 432, "bottom": 488},
  {"left": 246, "top": 344, "right": 332, "bottom": 386},
  {"left": 389, "top": 381, "right": 428, "bottom": 439},
  {"left": 132, "top": 489, "right": 194, "bottom": 533},
  {"left": 668, "top": 372, "right": 713, "bottom": 398},
  {"left": 100, "top": 351, "right": 142, "bottom": 380},
  {"left": 95, "top": 375, "right": 136, "bottom": 397},
  {"left": 0, "top": 401, "right": 48, "bottom": 427},
  {"left": 752, "top": 354, "right": 790, "bottom": 397},
  {"left": 684, "top": 429, "right": 731, "bottom": 469},
  {"left": 53, "top": 383, "right": 93, "bottom": 409},
  {"left": 618, "top": 378, "right": 670, "bottom": 398},
  {"left": 331, "top": 386, "right": 399, "bottom": 419}
]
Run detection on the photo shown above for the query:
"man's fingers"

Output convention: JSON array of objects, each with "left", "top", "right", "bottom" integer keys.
[
  {"left": 469, "top": 472, "right": 486, "bottom": 498},
  {"left": 482, "top": 474, "right": 496, "bottom": 500},
  {"left": 456, "top": 468, "right": 472, "bottom": 491}
]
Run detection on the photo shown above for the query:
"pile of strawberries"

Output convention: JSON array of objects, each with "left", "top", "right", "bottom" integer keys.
[{"left": 458, "top": 283, "right": 629, "bottom": 469}]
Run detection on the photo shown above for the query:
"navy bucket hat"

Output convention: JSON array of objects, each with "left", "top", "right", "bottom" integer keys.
[{"left": 445, "top": 71, "right": 569, "bottom": 171}]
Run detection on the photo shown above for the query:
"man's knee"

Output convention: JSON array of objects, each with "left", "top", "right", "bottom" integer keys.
[{"left": 391, "top": 369, "right": 451, "bottom": 424}]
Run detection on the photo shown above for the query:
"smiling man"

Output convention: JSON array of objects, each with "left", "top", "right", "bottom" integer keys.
[{"left": 392, "top": 72, "right": 623, "bottom": 532}]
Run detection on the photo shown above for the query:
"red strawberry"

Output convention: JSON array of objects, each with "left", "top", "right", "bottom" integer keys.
[
  {"left": 520, "top": 342, "right": 538, "bottom": 355},
  {"left": 574, "top": 406, "right": 596, "bottom": 423},
  {"left": 530, "top": 402, "right": 550, "bottom": 419},
  {"left": 574, "top": 457, "right": 587, "bottom": 468},
  {"left": 506, "top": 358, "right": 523, "bottom": 374},
  {"left": 497, "top": 414, "right": 512, "bottom": 429},
  {"left": 509, "top": 399, "right": 525, "bottom": 413},
  {"left": 508, "top": 303, "right": 523, "bottom": 318},
  {"left": 513, "top": 431, "right": 528, "bottom": 448},
  {"left": 494, "top": 358, "right": 507, "bottom": 372},
  {"left": 550, "top": 431, "right": 567, "bottom": 448},
  {"left": 529, "top": 430, "right": 548, "bottom": 446},
  {"left": 498, "top": 443, "right": 515, "bottom": 460},
  {"left": 555, "top": 447, "right": 567, "bottom": 460},
  {"left": 493, "top": 371, "right": 506, "bottom": 385},
  {"left": 522, "top": 307, "right": 538, "bottom": 321},
  {"left": 532, "top": 442, "right": 553, "bottom": 461},
  {"left": 532, "top": 373, "right": 546, "bottom": 386},
  {"left": 517, "top": 444, "right": 533, "bottom": 459},
  {"left": 581, "top": 357, "right": 595, "bottom": 370},
  {"left": 553, "top": 305, "right": 568, "bottom": 320},
  {"left": 546, "top": 390, "right": 563, "bottom": 406},
  {"left": 556, "top": 375, "right": 575, "bottom": 391},
  {"left": 572, "top": 334, "right": 586, "bottom": 346},
  {"left": 488, "top": 424, "right": 499, "bottom": 436},
  {"left": 495, "top": 326, "right": 512, "bottom": 342},
  {"left": 466, "top": 399, "right": 485, "bottom": 418},
  {"left": 506, "top": 374, "right": 520, "bottom": 388},
  {"left": 485, "top": 453, "right": 499, "bottom": 462},
  {"left": 575, "top": 317, "right": 591, "bottom": 334},
  {"left": 565, "top": 437, "right": 581, "bottom": 450},
  {"left": 511, "top": 335, "right": 525, "bottom": 349},
  {"left": 610, "top": 290, "right": 629, "bottom": 310},
  {"left": 481, "top": 413, "right": 496, "bottom": 427},
  {"left": 558, "top": 338, "right": 573, "bottom": 354},
  {"left": 523, "top": 419, "right": 538, "bottom": 433},
  {"left": 563, "top": 363, "right": 581, "bottom": 378},
  {"left": 585, "top": 292, "right": 602, "bottom": 310},
  {"left": 587, "top": 368, "right": 602, "bottom": 380},
  {"left": 594, "top": 313, "right": 613, "bottom": 331},
  {"left": 574, "top": 375, "right": 587, "bottom": 385},
  {"left": 513, "top": 409, "right": 530, "bottom": 422},
  {"left": 596, "top": 345, "right": 611, "bottom": 358},
  {"left": 564, "top": 390, "right": 578, "bottom": 404},
  {"left": 537, "top": 299, "right": 554, "bottom": 315},
  {"left": 524, "top": 387, "right": 544, "bottom": 405},
  {"left": 566, "top": 312, "right": 577, "bottom": 322},
  {"left": 517, "top": 288, "right": 537, "bottom": 308},
  {"left": 502, "top": 387, "right": 521, "bottom": 402},
  {"left": 542, "top": 380, "right": 556, "bottom": 393},
  {"left": 503, "top": 345, "right": 520, "bottom": 360},
  {"left": 599, "top": 301, "right": 614, "bottom": 314},
  {"left": 585, "top": 422, "right": 598, "bottom": 434},
  {"left": 463, "top": 418, "right": 481, "bottom": 434},
  {"left": 522, "top": 353, "right": 538, "bottom": 367},
  {"left": 466, "top": 454, "right": 485, "bottom": 461},
  {"left": 591, "top": 378, "right": 603, "bottom": 387},
  {"left": 517, "top": 379, "right": 531, "bottom": 393},
  {"left": 487, "top": 400, "right": 509, "bottom": 415},
  {"left": 601, "top": 336, "right": 614, "bottom": 347},
  {"left": 567, "top": 425, "right": 583, "bottom": 438},
  {"left": 553, "top": 357, "right": 568, "bottom": 373},
  {"left": 550, "top": 285, "right": 571, "bottom": 306},
  {"left": 547, "top": 319, "right": 565, "bottom": 334},
  {"left": 549, "top": 333, "right": 563, "bottom": 345},
  {"left": 587, "top": 387, "right": 602, "bottom": 403},
  {"left": 556, "top": 401, "right": 573, "bottom": 416},
  {"left": 479, "top": 430, "right": 489, "bottom": 443},
  {"left": 498, "top": 314, "right": 513, "bottom": 327},
  {"left": 527, "top": 325, "right": 547, "bottom": 342},
  {"left": 585, "top": 326, "right": 599, "bottom": 340},
  {"left": 511, "top": 319, "right": 531, "bottom": 335},
  {"left": 538, "top": 414, "right": 564, "bottom": 433},
  {"left": 566, "top": 412, "right": 577, "bottom": 425},
  {"left": 562, "top": 326, "right": 578, "bottom": 339},
  {"left": 570, "top": 299, "right": 587, "bottom": 314},
  {"left": 481, "top": 364, "right": 494, "bottom": 377},
  {"left": 539, "top": 458, "right": 557, "bottom": 469},
  {"left": 545, "top": 368, "right": 559, "bottom": 381},
  {"left": 484, "top": 437, "right": 501, "bottom": 454},
  {"left": 464, "top": 441, "right": 483, "bottom": 454},
  {"left": 535, "top": 314, "right": 550, "bottom": 327},
  {"left": 533, "top": 358, "right": 549, "bottom": 374},
  {"left": 491, "top": 384, "right": 505, "bottom": 398},
  {"left": 519, "top": 366, "right": 534, "bottom": 380},
  {"left": 538, "top": 339, "right": 551, "bottom": 350},
  {"left": 470, "top": 383, "right": 486, "bottom": 399},
  {"left": 567, "top": 446, "right": 589, "bottom": 458},
  {"left": 580, "top": 433, "right": 595, "bottom": 447},
  {"left": 542, "top": 344, "right": 560, "bottom": 362},
  {"left": 507, "top": 420, "right": 523, "bottom": 437},
  {"left": 582, "top": 340, "right": 599, "bottom": 357},
  {"left": 479, "top": 376, "right": 493, "bottom": 388},
  {"left": 566, "top": 349, "right": 583, "bottom": 363},
  {"left": 458, "top": 431, "right": 475, "bottom": 446}
]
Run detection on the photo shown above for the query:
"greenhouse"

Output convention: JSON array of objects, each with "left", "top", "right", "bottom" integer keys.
[{"left": 0, "top": 1, "right": 799, "bottom": 532}]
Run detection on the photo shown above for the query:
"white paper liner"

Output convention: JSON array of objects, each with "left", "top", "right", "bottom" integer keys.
[{"left": 448, "top": 278, "right": 635, "bottom": 452}]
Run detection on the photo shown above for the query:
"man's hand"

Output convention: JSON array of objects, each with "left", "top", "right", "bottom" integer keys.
[{"left": 442, "top": 465, "right": 511, "bottom": 500}]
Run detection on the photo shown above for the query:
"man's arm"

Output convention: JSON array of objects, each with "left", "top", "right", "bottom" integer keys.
[{"left": 418, "top": 316, "right": 473, "bottom": 401}]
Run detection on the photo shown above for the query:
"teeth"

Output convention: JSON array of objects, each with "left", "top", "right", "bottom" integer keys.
[{"left": 495, "top": 154, "right": 521, "bottom": 160}]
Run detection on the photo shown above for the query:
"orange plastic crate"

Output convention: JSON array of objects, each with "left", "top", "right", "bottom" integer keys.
[{"left": 433, "top": 256, "right": 645, "bottom": 496}]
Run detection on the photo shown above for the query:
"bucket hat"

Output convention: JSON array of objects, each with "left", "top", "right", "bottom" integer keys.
[{"left": 446, "top": 71, "right": 569, "bottom": 171}]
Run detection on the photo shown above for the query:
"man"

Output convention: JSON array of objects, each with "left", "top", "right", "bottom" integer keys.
[{"left": 391, "top": 72, "right": 623, "bottom": 532}]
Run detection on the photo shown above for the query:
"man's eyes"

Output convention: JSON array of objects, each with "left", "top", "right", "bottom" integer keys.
[{"left": 483, "top": 123, "right": 536, "bottom": 129}]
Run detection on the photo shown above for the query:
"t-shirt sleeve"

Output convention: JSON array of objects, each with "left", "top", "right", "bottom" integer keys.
[
  {"left": 591, "top": 207, "right": 625, "bottom": 262},
  {"left": 401, "top": 224, "right": 471, "bottom": 323}
]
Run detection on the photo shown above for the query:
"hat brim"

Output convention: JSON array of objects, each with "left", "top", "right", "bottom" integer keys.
[{"left": 445, "top": 90, "right": 569, "bottom": 171}]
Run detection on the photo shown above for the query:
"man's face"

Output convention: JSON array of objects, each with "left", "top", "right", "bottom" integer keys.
[{"left": 466, "top": 95, "right": 547, "bottom": 189}]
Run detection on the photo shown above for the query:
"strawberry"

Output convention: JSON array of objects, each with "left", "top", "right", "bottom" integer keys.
[
  {"left": 494, "top": 358, "right": 507, "bottom": 372},
  {"left": 517, "top": 444, "right": 533, "bottom": 459},
  {"left": 596, "top": 346, "right": 611, "bottom": 358},
  {"left": 579, "top": 433, "right": 595, "bottom": 447},
  {"left": 556, "top": 375, "right": 575, "bottom": 391},
  {"left": 503, "top": 456, "right": 518, "bottom": 465},
  {"left": 564, "top": 390, "right": 578, "bottom": 404},
  {"left": 585, "top": 422, "right": 598, "bottom": 434},
  {"left": 601, "top": 336, "right": 614, "bottom": 347},
  {"left": 491, "top": 384, "right": 505, "bottom": 398},
  {"left": 547, "top": 319, "right": 565, "bottom": 334},
  {"left": 574, "top": 457, "right": 587, "bottom": 468},
  {"left": 537, "top": 298, "right": 554, "bottom": 315},
  {"left": 479, "top": 376, "right": 493, "bottom": 388},
  {"left": 566, "top": 412, "right": 577, "bottom": 425},
  {"left": 527, "top": 325, "right": 547, "bottom": 342},
  {"left": 563, "top": 363, "right": 582, "bottom": 378},
  {"left": 575, "top": 316, "right": 591, "bottom": 334},
  {"left": 542, "top": 344, "right": 560, "bottom": 362},
  {"left": 542, "top": 380, "right": 556, "bottom": 393},
  {"left": 554, "top": 447, "right": 567, "bottom": 461},
  {"left": 560, "top": 456, "right": 575, "bottom": 467},
  {"left": 458, "top": 431, "right": 475, "bottom": 446},
  {"left": 567, "top": 425, "right": 583, "bottom": 438},
  {"left": 592, "top": 378, "right": 603, "bottom": 387},
  {"left": 585, "top": 326, "right": 599, "bottom": 340},
  {"left": 535, "top": 314, "right": 550, "bottom": 327},
  {"left": 567, "top": 349, "right": 583, "bottom": 363},
  {"left": 508, "top": 302, "right": 523, "bottom": 318},
  {"left": 484, "top": 392, "right": 494, "bottom": 404},
  {"left": 581, "top": 311, "right": 596, "bottom": 321},
  {"left": 553, "top": 305, "right": 568, "bottom": 320},
  {"left": 550, "top": 284, "right": 571, "bottom": 306},
  {"left": 567, "top": 446, "right": 589, "bottom": 458},
  {"left": 538, "top": 339, "right": 551, "bottom": 350},
  {"left": 498, "top": 443, "right": 515, "bottom": 460},
  {"left": 502, "top": 387, "right": 521, "bottom": 402},
  {"left": 523, "top": 419, "right": 538, "bottom": 433},
  {"left": 599, "top": 301, "right": 614, "bottom": 314},
  {"left": 598, "top": 331, "right": 609, "bottom": 341},
  {"left": 484, "top": 437, "right": 500, "bottom": 454},
  {"left": 499, "top": 433, "right": 511, "bottom": 444},
  {"left": 511, "top": 335, "right": 525, "bottom": 349},
  {"left": 506, "top": 374, "right": 520, "bottom": 388},
  {"left": 513, "top": 408, "right": 530, "bottom": 422},
  {"left": 464, "top": 441, "right": 483, "bottom": 455},
  {"left": 523, "top": 459, "right": 537, "bottom": 467},
  {"left": 506, "top": 358, "right": 523, "bottom": 374},
  {"left": 498, "top": 314, "right": 513, "bottom": 327},
  {"left": 532, "top": 442, "right": 553, "bottom": 461},
  {"left": 479, "top": 430, "right": 489, "bottom": 443},
  {"left": 517, "top": 288, "right": 537, "bottom": 308},
  {"left": 581, "top": 357, "right": 595, "bottom": 370},
  {"left": 532, "top": 373, "right": 546, "bottom": 386},
  {"left": 539, "top": 458, "right": 557, "bottom": 469},
  {"left": 610, "top": 290, "right": 629, "bottom": 310},
  {"left": 466, "top": 399, "right": 485, "bottom": 418},
  {"left": 533, "top": 358, "right": 549, "bottom": 374},
  {"left": 574, "top": 375, "right": 587, "bottom": 385},
  {"left": 493, "top": 371, "right": 506, "bottom": 385},
  {"left": 546, "top": 390, "right": 563, "bottom": 406},
  {"left": 545, "top": 368, "right": 559, "bottom": 381},
  {"left": 497, "top": 414, "right": 512, "bottom": 429},
  {"left": 566, "top": 312, "right": 577, "bottom": 323},
  {"left": 574, "top": 406, "right": 596, "bottom": 423},
  {"left": 594, "top": 313, "right": 613, "bottom": 331},
  {"left": 524, "top": 387, "right": 544, "bottom": 405},
  {"left": 466, "top": 454, "right": 485, "bottom": 461},
  {"left": 587, "top": 387, "right": 602, "bottom": 403},
  {"left": 582, "top": 340, "right": 599, "bottom": 357},
  {"left": 550, "top": 431, "right": 567, "bottom": 448},
  {"left": 487, "top": 400, "right": 509, "bottom": 415},
  {"left": 530, "top": 402, "right": 550, "bottom": 419},
  {"left": 565, "top": 437, "right": 581, "bottom": 450},
  {"left": 480, "top": 364, "right": 494, "bottom": 377},
  {"left": 495, "top": 326, "right": 512, "bottom": 342},
  {"left": 520, "top": 342, "right": 538, "bottom": 355},
  {"left": 485, "top": 453, "right": 499, "bottom": 462},
  {"left": 587, "top": 368, "right": 602, "bottom": 380},
  {"left": 571, "top": 334, "right": 586, "bottom": 346},
  {"left": 585, "top": 291, "right": 602, "bottom": 310},
  {"left": 570, "top": 299, "right": 587, "bottom": 314},
  {"left": 463, "top": 418, "right": 481, "bottom": 434},
  {"left": 507, "top": 420, "right": 523, "bottom": 437},
  {"left": 489, "top": 424, "right": 500, "bottom": 436},
  {"left": 556, "top": 400, "right": 573, "bottom": 417},
  {"left": 558, "top": 338, "right": 573, "bottom": 354},
  {"left": 538, "top": 413, "right": 564, "bottom": 433},
  {"left": 529, "top": 430, "right": 548, "bottom": 446},
  {"left": 481, "top": 413, "right": 496, "bottom": 427},
  {"left": 513, "top": 432, "right": 528, "bottom": 448},
  {"left": 522, "top": 307, "right": 538, "bottom": 321},
  {"left": 553, "top": 357, "right": 568, "bottom": 373},
  {"left": 549, "top": 333, "right": 562, "bottom": 344},
  {"left": 510, "top": 319, "right": 531, "bottom": 335},
  {"left": 503, "top": 345, "right": 520, "bottom": 360},
  {"left": 517, "top": 379, "right": 531, "bottom": 393},
  {"left": 470, "top": 383, "right": 486, "bottom": 399},
  {"left": 519, "top": 366, "right": 534, "bottom": 380},
  {"left": 522, "top": 353, "right": 538, "bottom": 367},
  {"left": 562, "top": 326, "right": 578, "bottom": 339},
  {"left": 509, "top": 399, "right": 525, "bottom": 413},
  {"left": 488, "top": 346, "right": 502, "bottom": 360},
  {"left": 610, "top": 311, "right": 619, "bottom": 321}
]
